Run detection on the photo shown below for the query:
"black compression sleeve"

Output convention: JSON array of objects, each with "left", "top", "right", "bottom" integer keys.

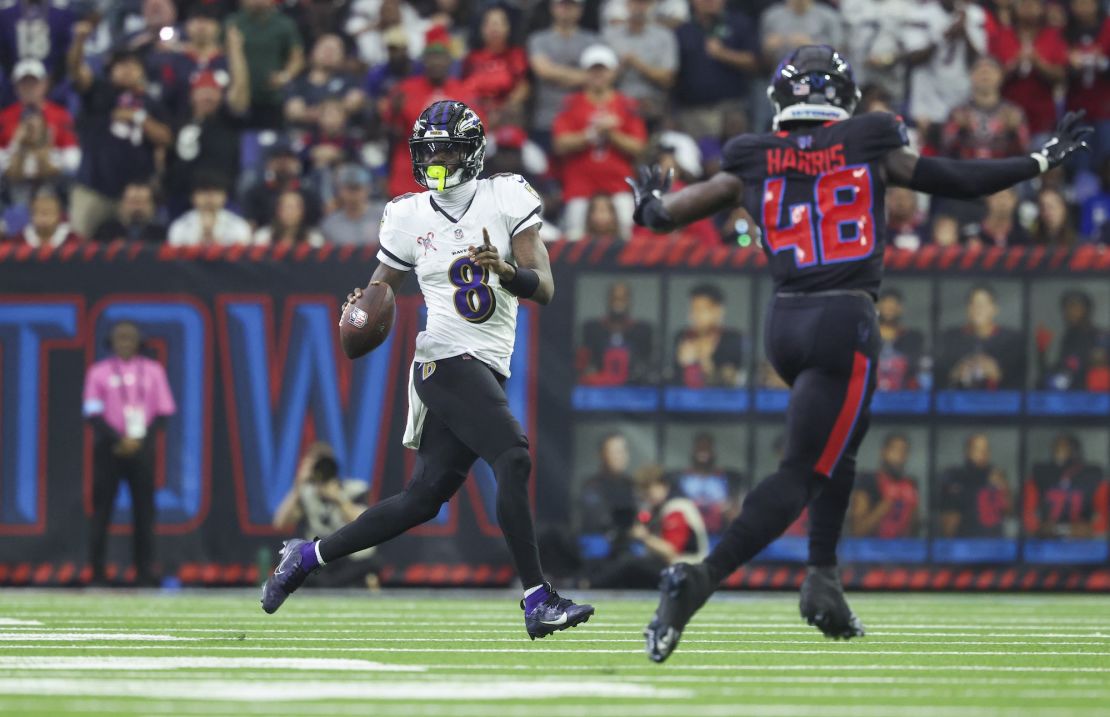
[
  {"left": 640, "top": 197, "right": 678, "bottom": 233},
  {"left": 909, "top": 156, "right": 1041, "bottom": 199}
]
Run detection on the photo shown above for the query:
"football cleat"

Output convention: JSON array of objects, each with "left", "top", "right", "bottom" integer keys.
[
  {"left": 644, "top": 562, "right": 714, "bottom": 663},
  {"left": 522, "top": 584, "right": 594, "bottom": 640},
  {"left": 260, "top": 538, "right": 315, "bottom": 614},
  {"left": 799, "top": 565, "right": 865, "bottom": 640}
]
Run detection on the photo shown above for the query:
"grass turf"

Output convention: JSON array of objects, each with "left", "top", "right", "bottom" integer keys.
[{"left": 0, "top": 589, "right": 1107, "bottom": 716}]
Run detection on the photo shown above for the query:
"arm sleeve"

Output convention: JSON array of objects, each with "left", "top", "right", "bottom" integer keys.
[
  {"left": 908, "top": 155, "right": 1040, "bottom": 199},
  {"left": 375, "top": 201, "right": 417, "bottom": 271},
  {"left": 151, "top": 363, "right": 177, "bottom": 417},
  {"left": 496, "top": 174, "right": 544, "bottom": 238}
]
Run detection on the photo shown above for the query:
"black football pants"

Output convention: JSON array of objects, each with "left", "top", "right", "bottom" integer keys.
[
  {"left": 89, "top": 440, "right": 156, "bottom": 581},
  {"left": 320, "top": 354, "right": 544, "bottom": 588},
  {"left": 705, "top": 291, "right": 879, "bottom": 582}
]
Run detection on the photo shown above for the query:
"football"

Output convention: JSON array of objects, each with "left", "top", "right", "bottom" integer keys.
[{"left": 339, "top": 281, "right": 395, "bottom": 359}]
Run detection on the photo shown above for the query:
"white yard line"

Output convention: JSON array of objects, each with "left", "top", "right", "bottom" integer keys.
[
  {"left": 0, "top": 632, "right": 197, "bottom": 642},
  {"left": 0, "top": 678, "right": 688, "bottom": 702},
  {"left": 0, "top": 657, "right": 424, "bottom": 672},
  {"left": 0, "top": 619, "right": 43, "bottom": 626}
]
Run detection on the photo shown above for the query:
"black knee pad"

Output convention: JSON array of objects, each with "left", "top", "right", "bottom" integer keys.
[{"left": 492, "top": 445, "right": 532, "bottom": 486}]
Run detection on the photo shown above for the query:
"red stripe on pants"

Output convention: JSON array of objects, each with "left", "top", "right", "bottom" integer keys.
[{"left": 815, "top": 351, "right": 871, "bottom": 477}]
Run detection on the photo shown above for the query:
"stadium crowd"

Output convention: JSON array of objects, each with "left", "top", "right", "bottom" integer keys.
[{"left": 2, "top": 0, "right": 1110, "bottom": 247}]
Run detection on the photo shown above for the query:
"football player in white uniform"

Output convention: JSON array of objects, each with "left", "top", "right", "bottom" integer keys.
[{"left": 261, "top": 100, "right": 595, "bottom": 639}]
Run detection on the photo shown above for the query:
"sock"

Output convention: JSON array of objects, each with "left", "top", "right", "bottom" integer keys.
[
  {"left": 523, "top": 583, "right": 549, "bottom": 613},
  {"left": 299, "top": 541, "right": 321, "bottom": 572},
  {"left": 807, "top": 465, "right": 855, "bottom": 567},
  {"left": 704, "top": 466, "right": 821, "bottom": 583}
]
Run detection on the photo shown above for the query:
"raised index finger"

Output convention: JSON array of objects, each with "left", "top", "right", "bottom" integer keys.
[{"left": 482, "top": 227, "right": 492, "bottom": 248}]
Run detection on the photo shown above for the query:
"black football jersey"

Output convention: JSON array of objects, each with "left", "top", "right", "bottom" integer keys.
[{"left": 722, "top": 112, "right": 910, "bottom": 295}]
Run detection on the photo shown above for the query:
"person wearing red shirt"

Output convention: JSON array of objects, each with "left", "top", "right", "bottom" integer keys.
[
  {"left": 849, "top": 434, "right": 922, "bottom": 539},
  {"left": 990, "top": 0, "right": 1068, "bottom": 136},
  {"left": 0, "top": 59, "right": 80, "bottom": 203},
  {"left": 462, "top": 6, "right": 530, "bottom": 119},
  {"left": 1063, "top": 0, "right": 1110, "bottom": 169},
  {"left": 552, "top": 45, "right": 647, "bottom": 240},
  {"left": 381, "top": 26, "right": 475, "bottom": 198}
]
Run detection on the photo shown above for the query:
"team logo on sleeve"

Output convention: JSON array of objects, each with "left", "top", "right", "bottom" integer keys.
[{"left": 347, "top": 307, "right": 369, "bottom": 329}]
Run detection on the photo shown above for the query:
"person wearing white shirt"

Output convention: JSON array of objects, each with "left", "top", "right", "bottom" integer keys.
[
  {"left": 167, "top": 176, "right": 253, "bottom": 246},
  {"left": 903, "top": 0, "right": 988, "bottom": 126}
]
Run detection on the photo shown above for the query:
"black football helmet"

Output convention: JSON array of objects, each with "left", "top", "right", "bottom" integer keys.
[
  {"left": 767, "top": 45, "right": 861, "bottom": 129},
  {"left": 409, "top": 100, "right": 486, "bottom": 191}
]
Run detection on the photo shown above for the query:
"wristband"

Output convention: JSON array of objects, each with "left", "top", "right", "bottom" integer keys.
[
  {"left": 1029, "top": 152, "right": 1050, "bottom": 174},
  {"left": 502, "top": 265, "right": 540, "bottom": 299}
]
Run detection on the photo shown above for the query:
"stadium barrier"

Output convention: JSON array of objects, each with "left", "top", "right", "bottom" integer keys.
[{"left": 0, "top": 239, "right": 1108, "bottom": 590}]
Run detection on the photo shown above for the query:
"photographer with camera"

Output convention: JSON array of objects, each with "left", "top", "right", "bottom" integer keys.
[{"left": 272, "top": 442, "right": 380, "bottom": 590}]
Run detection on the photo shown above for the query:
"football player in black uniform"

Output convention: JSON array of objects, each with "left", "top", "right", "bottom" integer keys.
[{"left": 629, "top": 45, "right": 1091, "bottom": 663}]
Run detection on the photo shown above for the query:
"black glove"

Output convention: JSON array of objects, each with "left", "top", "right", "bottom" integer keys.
[
  {"left": 626, "top": 165, "right": 673, "bottom": 227},
  {"left": 1031, "top": 111, "right": 1093, "bottom": 172}
]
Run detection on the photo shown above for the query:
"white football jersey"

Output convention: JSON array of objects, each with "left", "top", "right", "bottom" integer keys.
[{"left": 376, "top": 173, "right": 544, "bottom": 378}]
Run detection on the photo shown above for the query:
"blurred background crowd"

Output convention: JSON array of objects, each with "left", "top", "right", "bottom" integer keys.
[{"left": 3, "top": 0, "right": 1110, "bottom": 247}]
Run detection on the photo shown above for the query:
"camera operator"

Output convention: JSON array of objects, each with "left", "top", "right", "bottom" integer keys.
[{"left": 272, "top": 442, "right": 380, "bottom": 589}]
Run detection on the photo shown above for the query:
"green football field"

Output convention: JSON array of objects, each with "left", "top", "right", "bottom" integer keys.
[{"left": 0, "top": 590, "right": 1108, "bottom": 717}]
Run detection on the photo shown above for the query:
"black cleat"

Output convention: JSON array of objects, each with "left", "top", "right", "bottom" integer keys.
[
  {"left": 644, "top": 562, "right": 714, "bottom": 663},
  {"left": 799, "top": 565, "right": 865, "bottom": 640},
  {"left": 521, "top": 583, "right": 594, "bottom": 640}
]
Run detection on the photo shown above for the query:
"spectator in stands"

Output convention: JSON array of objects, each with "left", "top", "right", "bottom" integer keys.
[
  {"left": 303, "top": 98, "right": 367, "bottom": 191},
  {"left": 578, "top": 431, "right": 639, "bottom": 538},
  {"left": 363, "top": 26, "right": 420, "bottom": 101},
  {"left": 937, "top": 283, "right": 1026, "bottom": 390},
  {"left": 0, "top": 59, "right": 79, "bottom": 204},
  {"left": 761, "top": 0, "right": 844, "bottom": 69},
  {"left": 876, "top": 288, "right": 927, "bottom": 391},
  {"left": 841, "top": 0, "right": 912, "bottom": 105},
  {"left": 226, "top": 0, "right": 304, "bottom": 128},
  {"left": 938, "top": 432, "right": 1014, "bottom": 538},
  {"left": 1032, "top": 187, "right": 1078, "bottom": 246},
  {"left": 583, "top": 194, "right": 620, "bottom": 241},
  {"left": 0, "top": 0, "right": 78, "bottom": 87},
  {"left": 82, "top": 320, "right": 177, "bottom": 586},
  {"left": 321, "top": 164, "right": 384, "bottom": 245},
  {"left": 382, "top": 26, "right": 474, "bottom": 198},
  {"left": 67, "top": 22, "right": 174, "bottom": 239},
  {"left": 121, "top": 0, "right": 180, "bottom": 62},
  {"left": 254, "top": 189, "right": 325, "bottom": 246},
  {"left": 603, "top": 0, "right": 677, "bottom": 122},
  {"left": 168, "top": 173, "right": 253, "bottom": 246},
  {"left": 241, "top": 139, "right": 322, "bottom": 228},
  {"left": 587, "top": 465, "right": 708, "bottom": 588},
  {"left": 165, "top": 28, "right": 250, "bottom": 217},
  {"left": 552, "top": 45, "right": 646, "bottom": 240},
  {"left": 903, "top": 0, "right": 988, "bottom": 129},
  {"left": 941, "top": 56, "right": 1030, "bottom": 160},
  {"left": 670, "top": 432, "right": 746, "bottom": 536},
  {"left": 462, "top": 5, "right": 529, "bottom": 119},
  {"left": 673, "top": 283, "right": 745, "bottom": 388},
  {"left": 284, "top": 33, "right": 366, "bottom": 129},
  {"left": 963, "top": 187, "right": 1032, "bottom": 247},
  {"left": 346, "top": 0, "right": 427, "bottom": 68},
  {"left": 11, "top": 190, "right": 82, "bottom": 247},
  {"left": 1063, "top": 0, "right": 1110, "bottom": 170},
  {"left": 1024, "top": 433, "right": 1109, "bottom": 538},
  {"left": 930, "top": 213, "right": 961, "bottom": 246},
  {"left": 578, "top": 280, "right": 655, "bottom": 385},
  {"left": 885, "top": 187, "right": 927, "bottom": 251},
  {"left": 991, "top": 0, "right": 1068, "bottom": 137},
  {"left": 92, "top": 181, "right": 167, "bottom": 243},
  {"left": 272, "top": 442, "right": 380, "bottom": 589},
  {"left": 146, "top": 4, "right": 230, "bottom": 122},
  {"left": 672, "top": 0, "right": 757, "bottom": 139},
  {"left": 1038, "top": 289, "right": 1110, "bottom": 391},
  {"left": 527, "top": 0, "right": 598, "bottom": 148},
  {"left": 850, "top": 433, "right": 922, "bottom": 538}
]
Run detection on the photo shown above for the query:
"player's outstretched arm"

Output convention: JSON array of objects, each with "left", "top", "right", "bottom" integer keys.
[
  {"left": 628, "top": 166, "right": 743, "bottom": 233},
  {"left": 886, "top": 111, "right": 1092, "bottom": 199},
  {"left": 471, "top": 227, "right": 554, "bottom": 305}
]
